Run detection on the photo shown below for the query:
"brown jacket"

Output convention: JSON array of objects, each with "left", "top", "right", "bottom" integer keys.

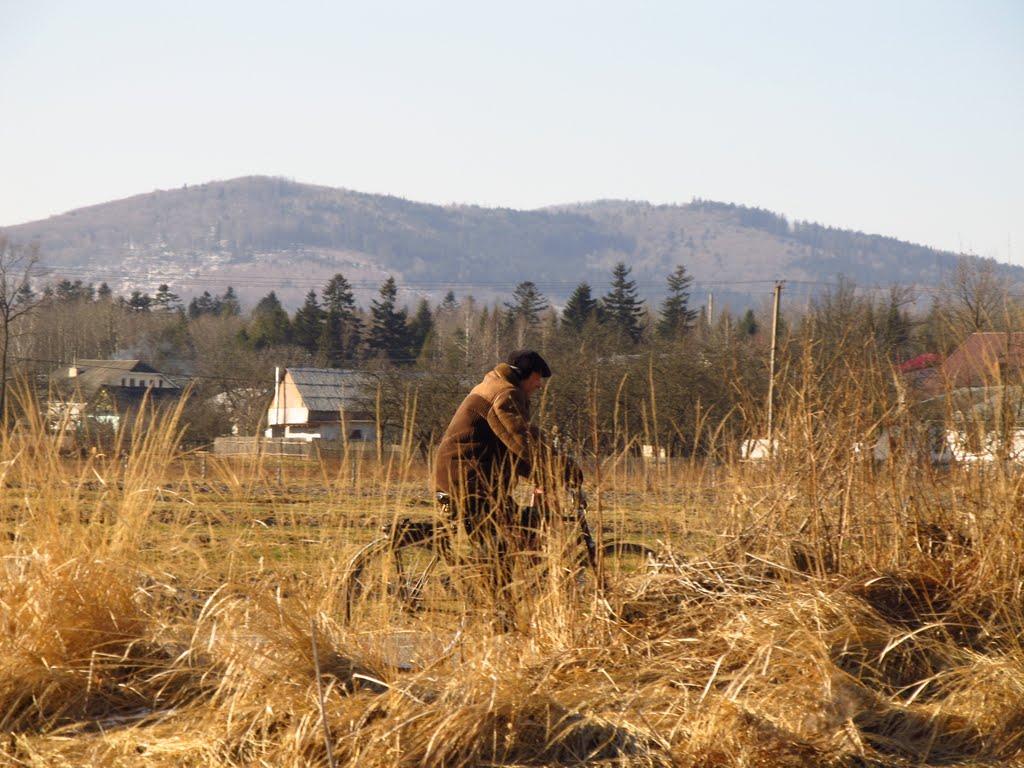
[{"left": 434, "top": 363, "right": 539, "bottom": 500}]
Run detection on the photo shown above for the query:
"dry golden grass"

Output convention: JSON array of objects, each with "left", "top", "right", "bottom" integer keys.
[{"left": 2, "top": 376, "right": 1024, "bottom": 767}]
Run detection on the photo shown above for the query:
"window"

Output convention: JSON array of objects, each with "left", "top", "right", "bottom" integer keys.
[
  {"left": 129, "top": 378, "right": 135, "bottom": 387},
  {"left": 349, "top": 429, "right": 363, "bottom": 441}
]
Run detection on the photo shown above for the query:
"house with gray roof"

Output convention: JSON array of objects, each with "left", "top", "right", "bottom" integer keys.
[
  {"left": 265, "top": 367, "right": 376, "bottom": 442},
  {"left": 48, "top": 359, "right": 186, "bottom": 433}
]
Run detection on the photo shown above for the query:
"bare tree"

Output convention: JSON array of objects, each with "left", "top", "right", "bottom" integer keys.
[
  {"left": 942, "top": 258, "right": 1008, "bottom": 338},
  {"left": 0, "top": 236, "right": 42, "bottom": 426}
]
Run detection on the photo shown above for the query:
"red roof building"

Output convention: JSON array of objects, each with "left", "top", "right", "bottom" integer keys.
[
  {"left": 897, "top": 353, "right": 940, "bottom": 374},
  {"left": 941, "top": 332, "right": 1024, "bottom": 388}
]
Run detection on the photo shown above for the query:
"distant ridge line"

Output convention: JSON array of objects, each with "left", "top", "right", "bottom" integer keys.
[{"left": 4, "top": 175, "right": 1017, "bottom": 309}]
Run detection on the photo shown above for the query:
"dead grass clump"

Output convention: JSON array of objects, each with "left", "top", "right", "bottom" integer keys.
[
  {"left": 829, "top": 627, "right": 955, "bottom": 702},
  {"left": 852, "top": 571, "right": 952, "bottom": 630},
  {"left": 145, "top": 604, "right": 670, "bottom": 767},
  {"left": 852, "top": 695, "right": 988, "bottom": 764},
  {"left": 615, "top": 560, "right": 783, "bottom": 630},
  {"left": 393, "top": 633, "right": 674, "bottom": 766},
  {"left": 341, "top": 688, "right": 665, "bottom": 767},
  {"left": 610, "top": 557, "right": 1024, "bottom": 767},
  {"left": 0, "top": 551, "right": 169, "bottom": 731},
  {"left": 682, "top": 701, "right": 834, "bottom": 768}
]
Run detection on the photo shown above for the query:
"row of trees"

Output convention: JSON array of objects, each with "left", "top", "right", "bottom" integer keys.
[
  {"left": 185, "top": 262, "right": 703, "bottom": 365},
  {"left": 503, "top": 263, "right": 698, "bottom": 344},
  {"left": 31, "top": 277, "right": 245, "bottom": 319},
  {"left": 1, "top": 229, "right": 1018, "bottom": 449}
]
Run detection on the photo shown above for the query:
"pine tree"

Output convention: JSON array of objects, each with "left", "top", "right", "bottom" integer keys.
[
  {"left": 881, "top": 295, "right": 911, "bottom": 359},
  {"left": 602, "top": 263, "right": 645, "bottom": 343},
  {"left": 55, "top": 279, "right": 95, "bottom": 303},
  {"left": 408, "top": 298, "right": 434, "bottom": 355},
  {"left": 368, "top": 276, "right": 410, "bottom": 361},
  {"left": 15, "top": 283, "right": 35, "bottom": 306},
  {"left": 248, "top": 291, "right": 291, "bottom": 349},
  {"left": 323, "top": 273, "right": 358, "bottom": 318},
  {"left": 127, "top": 290, "right": 153, "bottom": 312},
  {"left": 439, "top": 290, "right": 459, "bottom": 314},
  {"left": 657, "top": 265, "right": 698, "bottom": 339},
  {"left": 55, "top": 280, "right": 76, "bottom": 302},
  {"left": 504, "top": 281, "right": 549, "bottom": 326},
  {"left": 292, "top": 289, "right": 326, "bottom": 353},
  {"left": 319, "top": 273, "right": 362, "bottom": 364},
  {"left": 738, "top": 308, "right": 759, "bottom": 337},
  {"left": 97, "top": 282, "right": 113, "bottom": 302},
  {"left": 153, "top": 284, "right": 182, "bottom": 312},
  {"left": 562, "top": 282, "right": 601, "bottom": 333},
  {"left": 188, "top": 291, "right": 218, "bottom": 319},
  {"left": 219, "top": 286, "right": 241, "bottom": 316}
]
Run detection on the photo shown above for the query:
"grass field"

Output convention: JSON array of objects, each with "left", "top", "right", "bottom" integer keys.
[{"left": 2, "top": 396, "right": 1023, "bottom": 767}]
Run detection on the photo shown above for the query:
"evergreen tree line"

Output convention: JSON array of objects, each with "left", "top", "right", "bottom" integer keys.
[
  {"left": 22, "top": 259, "right": 920, "bottom": 371},
  {"left": 33, "top": 279, "right": 243, "bottom": 318},
  {"left": 231, "top": 261, "right": 703, "bottom": 365}
]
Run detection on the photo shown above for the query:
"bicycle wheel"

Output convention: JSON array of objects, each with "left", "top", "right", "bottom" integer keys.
[
  {"left": 344, "top": 528, "right": 461, "bottom": 623},
  {"left": 597, "top": 540, "right": 657, "bottom": 579},
  {"left": 568, "top": 538, "right": 656, "bottom": 593}
]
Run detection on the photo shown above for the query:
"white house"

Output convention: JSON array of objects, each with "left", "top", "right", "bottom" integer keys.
[
  {"left": 740, "top": 438, "right": 778, "bottom": 461},
  {"left": 931, "top": 386, "right": 1024, "bottom": 463},
  {"left": 265, "top": 367, "right": 376, "bottom": 442},
  {"left": 48, "top": 359, "right": 186, "bottom": 434}
]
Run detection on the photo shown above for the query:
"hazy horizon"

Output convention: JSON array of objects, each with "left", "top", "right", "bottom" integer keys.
[{"left": 2, "top": 1, "right": 1021, "bottom": 263}]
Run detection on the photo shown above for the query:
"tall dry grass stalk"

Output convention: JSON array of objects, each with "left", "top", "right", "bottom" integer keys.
[{"left": 1, "top": 347, "right": 1023, "bottom": 767}]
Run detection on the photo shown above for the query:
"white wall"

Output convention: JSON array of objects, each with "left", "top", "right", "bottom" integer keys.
[
  {"left": 266, "top": 406, "right": 309, "bottom": 426},
  {"left": 263, "top": 420, "right": 376, "bottom": 442},
  {"left": 945, "top": 428, "right": 1024, "bottom": 463}
]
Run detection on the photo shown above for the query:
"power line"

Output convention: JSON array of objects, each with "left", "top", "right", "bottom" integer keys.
[
  {"left": 34, "top": 265, "right": 847, "bottom": 292},
  {"left": 42, "top": 265, "right": 1019, "bottom": 298},
  {"left": 32, "top": 265, "right": 1024, "bottom": 310}
]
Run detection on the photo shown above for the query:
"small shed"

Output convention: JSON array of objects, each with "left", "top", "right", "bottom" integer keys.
[{"left": 265, "top": 367, "right": 376, "bottom": 442}]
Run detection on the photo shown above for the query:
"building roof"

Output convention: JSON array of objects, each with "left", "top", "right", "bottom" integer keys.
[
  {"left": 898, "top": 353, "right": 940, "bottom": 374},
  {"left": 286, "top": 367, "right": 372, "bottom": 413},
  {"left": 51, "top": 359, "right": 184, "bottom": 399},
  {"left": 942, "top": 332, "right": 1024, "bottom": 388}
]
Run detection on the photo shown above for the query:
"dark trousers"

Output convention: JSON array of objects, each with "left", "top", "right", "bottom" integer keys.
[{"left": 447, "top": 495, "right": 544, "bottom": 628}]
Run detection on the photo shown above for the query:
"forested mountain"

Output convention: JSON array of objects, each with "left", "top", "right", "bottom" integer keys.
[{"left": 4, "top": 176, "right": 1016, "bottom": 309}]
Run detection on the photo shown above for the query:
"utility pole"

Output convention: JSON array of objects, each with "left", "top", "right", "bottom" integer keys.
[
  {"left": 706, "top": 292, "right": 714, "bottom": 327},
  {"left": 766, "top": 281, "right": 784, "bottom": 453}
]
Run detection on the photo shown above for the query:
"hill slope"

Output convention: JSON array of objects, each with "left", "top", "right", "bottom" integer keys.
[{"left": 3, "top": 176, "right": 1014, "bottom": 309}]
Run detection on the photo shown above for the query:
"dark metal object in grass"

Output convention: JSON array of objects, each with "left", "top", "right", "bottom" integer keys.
[{"left": 342, "top": 487, "right": 656, "bottom": 627}]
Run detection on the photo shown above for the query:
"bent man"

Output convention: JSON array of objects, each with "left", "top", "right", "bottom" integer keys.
[{"left": 434, "top": 349, "right": 577, "bottom": 625}]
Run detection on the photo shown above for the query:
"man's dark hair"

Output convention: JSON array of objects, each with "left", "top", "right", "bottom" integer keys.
[{"left": 506, "top": 349, "right": 552, "bottom": 379}]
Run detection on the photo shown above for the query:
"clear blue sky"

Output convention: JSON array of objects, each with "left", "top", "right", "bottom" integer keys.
[{"left": 2, "top": 0, "right": 1021, "bottom": 262}]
